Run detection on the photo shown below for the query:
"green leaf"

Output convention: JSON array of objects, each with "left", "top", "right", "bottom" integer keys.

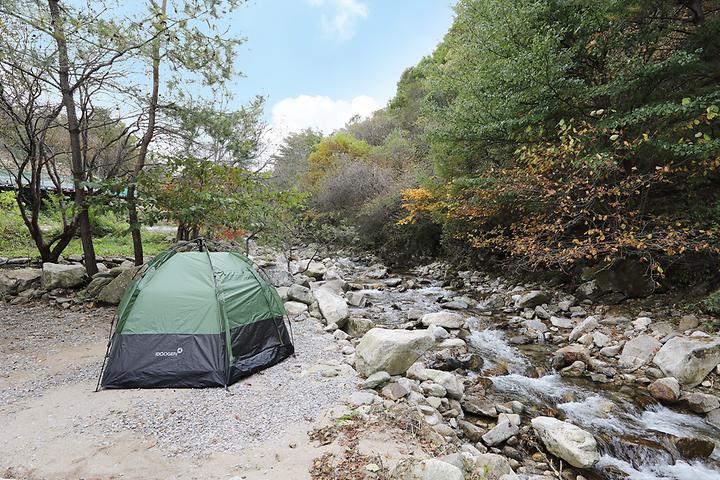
[{"left": 682, "top": 97, "right": 692, "bottom": 106}]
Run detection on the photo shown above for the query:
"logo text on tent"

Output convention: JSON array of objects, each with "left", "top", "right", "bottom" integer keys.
[{"left": 155, "top": 347, "right": 184, "bottom": 357}]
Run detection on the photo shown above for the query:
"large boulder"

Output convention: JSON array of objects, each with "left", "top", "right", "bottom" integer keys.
[
  {"left": 531, "top": 416, "right": 599, "bottom": 468},
  {"left": 355, "top": 328, "right": 434, "bottom": 376},
  {"left": 85, "top": 276, "right": 113, "bottom": 298},
  {"left": 619, "top": 335, "right": 662, "bottom": 371},
  {"left": 653, "top": 336, "right": 720, "bottom": 387},
  {"left": 421, "top": 311, "right": 463, "bottom": 329},
  {"left": 312, "top": 286, "right": 349, "bottom": 326},
  {"left": 579, "top": 258, "right": 654, "bottom": 301},
  {"left": 287, "top": 284, "right": 314, "bottom": 305},
  {"left": 389, "top": 458, "right": 464, "bottom": 480},
  {"left": 96, "top": 266, "right": 141, "bottom": 305},
  {"left": 515, "top": 290, "right": 551, "bottom": 309},
  {"left": 41, "top": 263, "right": 87, "bottom": 290},
  {"left": 0, "top": 268, "right": 41, "bottom": 296}
]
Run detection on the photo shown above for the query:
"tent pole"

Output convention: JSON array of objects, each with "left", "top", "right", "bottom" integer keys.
[{"left": 94, "top": 313, "right": 117, "bottom": 392}]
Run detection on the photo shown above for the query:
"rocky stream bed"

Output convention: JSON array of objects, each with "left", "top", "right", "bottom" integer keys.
[{"left": 265, "top": 250, "right": 720, "bottom": 480}]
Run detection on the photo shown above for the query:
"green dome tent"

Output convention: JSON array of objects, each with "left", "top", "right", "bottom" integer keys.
[{"left": 99, "top": 247, "right": 294, "bottom": 389}]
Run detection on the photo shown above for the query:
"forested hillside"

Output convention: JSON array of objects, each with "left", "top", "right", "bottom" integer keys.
[{"left": 274, "top": 0, "right": 720, "bottom": 291}]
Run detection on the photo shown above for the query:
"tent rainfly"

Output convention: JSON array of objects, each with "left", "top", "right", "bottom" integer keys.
[{"left": 99, "top": 248, "right": 294, "bottom": 389}]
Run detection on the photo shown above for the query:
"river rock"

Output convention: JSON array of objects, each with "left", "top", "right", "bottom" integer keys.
[
  {"left": 685, "top": 393, "right": 720, "bottom": 413},
  {"left": 300, "top": 260, "right": 326, "bottom": 279},
  {"left": 263, "top": 267, "right": 295, "bottom": 287},
  {"left": 552, "top": 345, "right": 591, "bottom": 369},
  {"left": 592, "top": 332, "right": 610, "bottom": 348},
  {"left": 707, "top": 409, "right": 720, "bottom": 429},
  {"left": 458, "top": 420, "right": 484, "bottom": 442},
  {"left": 619, "top": 335, "right": 662, "bottom": 371},
  {"left": 550, "top": 316, "right": 573, "bottom": 329},
  {"left": 287, "top": 284, "right": 314, "bottom": 305},
  {"left": 531, "top": 416, "right": 600, "bottom": 468},
  {"left": 389, "top": 458, "right": 464, "bottom": 480},
  {"left": 472, "top": 453, "right": 517, "bottom": 480},
  {"left": 522, "top": 319, "right": 547, "bottom": 333},
  {"left": 461, "top": 395, "right": 498, "bottom": 417},
  {"left": 96, "top": 266, "right": 141, "bottom": 305},
  {"left": 359, "top": 370, "right": 390, "bottom": 389},
  {"left": 382, "top": 382, "right": 409, "bottom": 400},
  {"left": 633, "top": 316, "right": 652, "bottom": 330},
  {"left": 677, "top": 315, "right": 700, "bottom": 332},
  {"left": 355, "top": 328, "right": 434, "bottom": 376},
  {"left": 673, "top": 437, "right": 716, "bottom": 459},
  {"left": 349, "top": 391, "right": 376, "bottom": 406},
  {"left": 0, "top": 268, "right": 42, "bottom": 296},
  {"left": 569, "top": 316, "right": 599, "bottom": 342},
  {"left": 41, "top": 263, "right": 87, "bottom": 290},
  {"left": 482, "top": 413, "right": 520, "bottom": 446},
  {"left": 515, "top": 290, "right": 551, "bottom": 309},
  {"left": 312, "top": 286, "right": 349, "bottom": 326},
  {"left": 599, "top": 344, "right": 623, "bottom": 358},
  {"left": 409, "top": 367, "right": 464, "bottom": 399},
  {"left": 343, "top": 317, "right": 376, "bottom": 337},
  {"left": 653, "top": 336, "right": 720, "bottom": 387},
  {"left": 284, "top": 301, "right": 308, "bottom": 316},
  {"left": 648, "top": 377, "right": 681, "bottom": 403},
  {"left": 345, "top": 291, "right": 367, "bottom": 307},
  {"left": 421, "top": 311, "right": 463, "bottom": 329}
]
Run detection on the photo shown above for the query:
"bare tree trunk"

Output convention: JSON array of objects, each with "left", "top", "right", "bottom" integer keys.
[
  {"left": 48, "top": 0, "right": 98, "bottom": 275},
  {"left": 128, "top": 0, "right": 167, "bottom": 266}
]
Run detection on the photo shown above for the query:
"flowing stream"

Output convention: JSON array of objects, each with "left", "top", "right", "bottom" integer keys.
[
  {"left": 470, "top": 328, "right": 720, "bottom": 480},
  {"left": 341, "top": 265, "right": 720, "bottom": 479}
]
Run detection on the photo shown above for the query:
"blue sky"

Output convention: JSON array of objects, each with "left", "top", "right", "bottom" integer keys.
[{"left": 226, "top": 0, "right": 457, "bottom": 144}]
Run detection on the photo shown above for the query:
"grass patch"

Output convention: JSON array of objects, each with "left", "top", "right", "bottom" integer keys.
[
  {"left": 0, "top": 216, "right": 171, "bottom": 259},
  {"left": 63, "top": 232, "right": 171, "bottom": 258},
  {"left": 0, "top": 192, "right": 173, "bottom": 259}
]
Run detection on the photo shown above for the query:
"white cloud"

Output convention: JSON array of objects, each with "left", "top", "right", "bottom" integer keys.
[
  {"left": 263, "top": 94, "right": 379, "bottom": 157},
  {"left": 309, "top": 0, "right": 369, "bottom": 40}
]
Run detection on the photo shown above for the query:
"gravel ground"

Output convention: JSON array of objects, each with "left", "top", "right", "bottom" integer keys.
[
  {"left": 0, "top": 301, "right": 358, "bottom": 460},
  {"left": 94, "top": 318, "right": 358, "bottom": 456},
  {"left": 0, "top": 302, "right": 111, "bottom": 372},
  {"left": 0, "top": 302, "right": 112, "bottom": 407}
]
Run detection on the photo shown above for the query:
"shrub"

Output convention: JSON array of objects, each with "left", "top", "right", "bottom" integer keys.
[
  {"left": 703, "top": 290, "right": 720, "bottom": 317},
  {"left": 89, "top": 209, "right": 127, "bottom": 237}
]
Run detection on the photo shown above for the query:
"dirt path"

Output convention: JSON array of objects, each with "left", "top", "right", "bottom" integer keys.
[{"left": 0, "top": 303, "right": 362, "bottom": 480}]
